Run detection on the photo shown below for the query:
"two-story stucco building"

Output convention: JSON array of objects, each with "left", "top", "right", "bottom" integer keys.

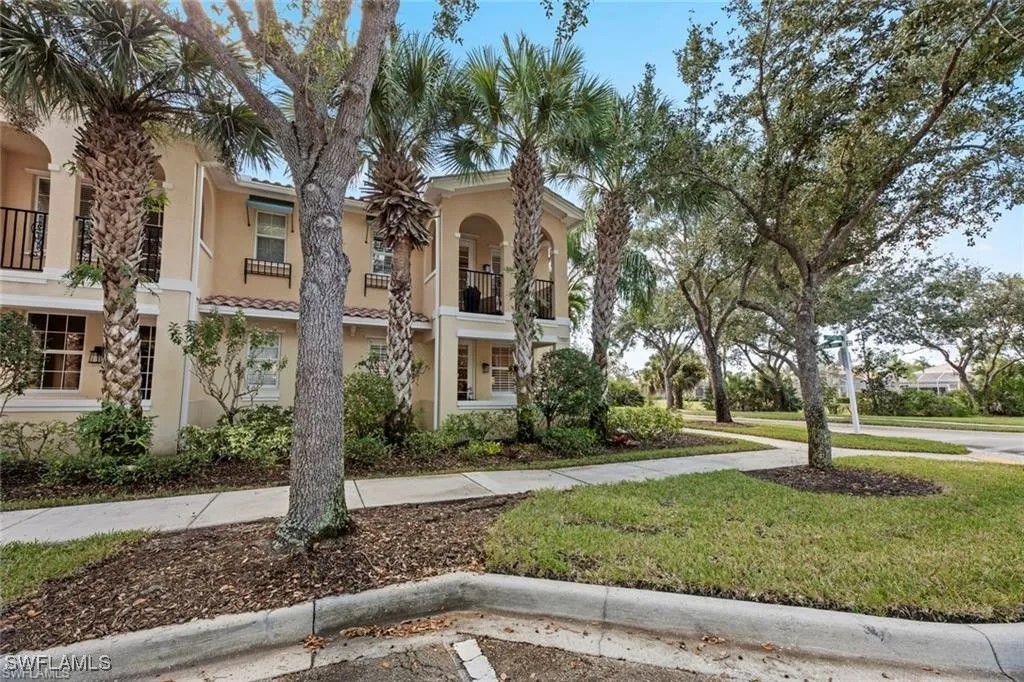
[{"left": 0, "top": 119, "right": 579, "bottom": 452}]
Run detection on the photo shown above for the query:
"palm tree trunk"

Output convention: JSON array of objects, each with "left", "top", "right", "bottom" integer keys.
[
  {"left": 75, "top": 110, "right": 156, "bottom": 416},
  {"left": 590, "top": 188, "right": 630, "bottom": 433},
  {"left": 386, "top": 235, "right": 414, "bottom": 436},
  {"left": 510, "top": 142, "right": 544, "bottom": 441}
]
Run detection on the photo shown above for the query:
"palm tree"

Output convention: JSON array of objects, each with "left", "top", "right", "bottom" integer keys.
[
  {"left": 554, "top": 68, "right": 673, "bottom": 431},
  {"left": 362, "top": 35, "right": 461, "bottom": 437},
  {"left": 450, "top": 34, "right": 614, "bottom": 440},
  {"left": 1, "top": 0, "right": 274, "bottom": 415}
]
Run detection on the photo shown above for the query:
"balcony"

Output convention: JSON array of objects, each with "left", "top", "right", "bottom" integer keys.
[
  {"left": 459, "top": 268, "right": 503, "bottom": 315},
  {"left": 1, "top": 207, "right": 47, "bottom": 271},
  {"left": 534, "top": 278, "right": 554, "bottom": 320},
  {"left": 76, "top": 214, "right": 163, "bottom": 281},
  {"left": 364, "top": 272, "right": 389, "bottom": 294},
  {"left": 244, "top": 257, "right": 292, "bottom": 288},
  {"left": 457, "top": 268, "right": 555, "bottom": 320}
]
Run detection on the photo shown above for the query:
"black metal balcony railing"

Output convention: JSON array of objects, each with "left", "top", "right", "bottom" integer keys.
[
  {"left": 459, "top": 268, "right": 503, "bottom": 315},
  {"left": 534, "top": 278, "right": 555, "bottom": 320},
  {"left": 76, "top": 214, "right": 163, "bottom": 281},
  {"left": 1, "top": 207, "right": 47, "bottom": 271},
  {"left": 364, "top": 272, "right": 389, "bottom": 295},
  {"left": 244, "top": 257, "right": 292, "bottom": 287}
]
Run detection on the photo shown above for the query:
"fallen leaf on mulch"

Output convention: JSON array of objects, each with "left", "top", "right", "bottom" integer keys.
[{"left": 1, "top": 496, "right": 523, "bottom": 653}]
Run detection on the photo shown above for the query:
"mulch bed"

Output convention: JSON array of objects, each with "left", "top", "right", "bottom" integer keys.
[
  {"left": 0, "top": 495, "right": 522, "bottom": 653},
  {"left": 1, "top": 435, "right": 721, "bottom": 508},
  {"left": 1, "top": 461, "right": 291, "bottom": 506},
  {"left": 746, "top": 465, "right": 943, "bottom": 497}
]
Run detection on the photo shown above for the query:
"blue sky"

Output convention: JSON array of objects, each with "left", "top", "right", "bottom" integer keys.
[{"left": 254, "top": 1, "right": 1022, "bottom": 276}]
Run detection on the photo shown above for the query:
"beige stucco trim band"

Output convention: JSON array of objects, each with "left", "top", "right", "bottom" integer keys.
[{"left": 1, "top": 293, "right": 159, "bottom": 316}]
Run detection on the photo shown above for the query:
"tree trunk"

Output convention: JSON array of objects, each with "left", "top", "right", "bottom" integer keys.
[
  {"left": 792, "top": 292, "right": 832, "bottom": 468},
  {"left": 386, "top": 236, "right": 414, "bottom": 437},
  {"left": 75, "top": 110, "right": 156, "bottom": 416},
  {"left": 663, "top": 357, "right": 675, "bottom": 410},
  {"left": 702, "top": 333, "right": 732, "bottom": 423},
  {"left": 510, "top": 142, "right": 544, "bottom": 441},
  {"left": 274, "top": 178, "right": 350, "bottom": 549}
]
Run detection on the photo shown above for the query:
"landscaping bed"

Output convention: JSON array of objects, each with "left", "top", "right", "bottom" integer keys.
[
  {"left": 485, "top": 457, "right": 1024, "bottom": 623},
  {"left": 0, "top": 495, "right": 522, "bottom": 652},
  {"left": 746, "top": 465, "right": 943, "bottom": 497},
  {"left": 686, "top": 420, "right": 971, "bottom": 454},
  {"left": 0, "top": 434, "right": 754, "bottom": 511}
]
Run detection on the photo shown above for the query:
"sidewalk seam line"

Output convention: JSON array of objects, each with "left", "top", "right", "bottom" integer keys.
[
  {"left": 352, "top": 480, "right": 366, "bottom": 508},
  {"left": 1, "top": 506, "right": 54, "bottom": 530},
  {"left": 460, "top": 472, "right": 495, "bottom": 494}
]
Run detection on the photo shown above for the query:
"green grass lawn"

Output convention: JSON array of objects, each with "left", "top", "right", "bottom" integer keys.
[
  {"left": 680, "top": 409, "right": 1024, "bottom": 432},
  {"left": 486, "top": 457, "right": 1024, "bottom": 622},
  {"left": 1, "top": 531, "right": 148, "bottom": 602},
  {"left": 686, "top": 420, "right": 970, "bottom": 454},
  {"left": 0, "top": 438, "right": 767, "bottom": 512}
]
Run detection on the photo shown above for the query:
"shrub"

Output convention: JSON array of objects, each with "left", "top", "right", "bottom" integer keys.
[
  {"left": 534, "top": 349, "right": 603, "bottom": 428},
  {"left": 403, "top": 429, "right": 458, "bottom": 459},
  {"left": 344, "top": 372, "right": 396, "bottom": 439},
  {"left": 0, "top": 311, "right": 41, "bottom": 416},
  {"left": 0, "top": 420, "right": 74, "bottom": 461},
  {"left": 42, "top": 455, "right": 115, "bottom": 485},
  {"left": 460, "top": 439, "right": 502, "bottom": 459},
  {"left": 541, "top": 426, "right": 597, "bottom": 457},
  {"left": 607, "top": 406, "right": 685, "bottom": 442},
  {"left": 441, "top": 411, "right": 516, "bottom": 443},
  {"left": 985, "top": 366, "right": 1024, "bottom": 416},
  {"left": 178, "top": 417, "right": 291, "bottom": 467},
  {"left": 607, "top": 379, "right": 645, "bottom": 407},
  {"left": 346, "top": 435, "right": 392, "bottom": 466},
  {"left": 44, "top": 452, "right": 203, "bottom": 486},
  {"left": 75, "top": 402, "right": 154, "bottom": 463}
]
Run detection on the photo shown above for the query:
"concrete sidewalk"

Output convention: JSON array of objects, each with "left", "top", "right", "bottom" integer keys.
[{"left": 2, "top": 437, "right": 1018, "bottom": 544}]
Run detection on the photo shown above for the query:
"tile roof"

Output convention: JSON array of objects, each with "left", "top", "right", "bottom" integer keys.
[{"left": 199, "top": 295, "right": 429, "bottom": 323}]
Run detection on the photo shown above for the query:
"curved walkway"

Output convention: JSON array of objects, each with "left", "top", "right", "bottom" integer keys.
[{"left": 2, "top": 433, "right": 1019, "bottom": 545}]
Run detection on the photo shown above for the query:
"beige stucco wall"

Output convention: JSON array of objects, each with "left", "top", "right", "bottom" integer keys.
[{"left": 3, "top": 118, "right": 576, "bottom": 443}]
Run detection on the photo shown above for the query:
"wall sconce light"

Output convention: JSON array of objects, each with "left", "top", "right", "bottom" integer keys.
[
  {"left": 481, "top": 362, "right": 490, "bottom": 374},
  {"left": 88, "top": 346, "right": 104, "bottom": 364}
]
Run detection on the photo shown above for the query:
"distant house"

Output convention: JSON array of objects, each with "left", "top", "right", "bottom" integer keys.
[{"left": 898, "top": 365, "right": 965, "bottom": 395}]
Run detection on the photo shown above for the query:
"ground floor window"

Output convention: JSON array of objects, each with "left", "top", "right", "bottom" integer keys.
[
  {"left": 28, "top": 313, "right": 85, "bottom": 390},
  {"left": 491, "top": 345, "right": 514, "bottom": 394},
  {"left": 366, "top": 338, "right": 387, "bottom": 375},
  {"left": 246, "top": 333, "right": 282, "bottom": 391},
  {"left": 139, "top": 325, "right": 156, "bottom": 400},
  {"left": 457, "top": 343, "right": 472, "bottom": 400}
]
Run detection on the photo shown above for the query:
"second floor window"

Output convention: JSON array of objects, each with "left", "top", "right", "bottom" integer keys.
[
  {"left": 371, "top": 235, "right": 392, "bottom": 275},
  {"left": 255, "top": 212, "right": 287, "bottom": 263}
]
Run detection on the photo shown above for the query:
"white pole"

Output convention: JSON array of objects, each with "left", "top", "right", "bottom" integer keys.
[{"left": 840, "top": 334, "right": 861, "bottom": 434}]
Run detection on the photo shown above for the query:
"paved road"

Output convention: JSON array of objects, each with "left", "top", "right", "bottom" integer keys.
[{"left": 733, "top": 416, "right": 1024, "bottom": 456}]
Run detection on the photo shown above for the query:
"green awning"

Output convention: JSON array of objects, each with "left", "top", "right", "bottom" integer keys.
[{"left": 246, "top": 195, "right": 294, "bottom": 214}]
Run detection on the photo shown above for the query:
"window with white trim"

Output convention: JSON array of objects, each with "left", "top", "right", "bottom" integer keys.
[
  {"left": 366, "top": 339, "right": 387, "bottom": 375},
  {"left": 254, "top": 211, "right": 287, "bottom": 263},
  {"left": 491, "top": 345, "right": 514, "bottom": 394},
  {"left": 29, "top": 314, "right": 85, "bottom": 390},
  {"left": 28, "top": 177, "right": 49, "bottom": 257},
  {"left": 246, "top": 333, "right": 282, "bottom": 391},
  {"left": 34, "top": 177, "right": 50, "bottom": 212},
  {"left": 371, "top": 235, "right": 392, "bottom": 275},
  {"left": 140, "top": 325, "right": 156, "bottom": 401}
]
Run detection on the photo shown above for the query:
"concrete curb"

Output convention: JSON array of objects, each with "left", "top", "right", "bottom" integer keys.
[{"left": 6, "top": 573, "right": 1021, "bottom": 681}]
